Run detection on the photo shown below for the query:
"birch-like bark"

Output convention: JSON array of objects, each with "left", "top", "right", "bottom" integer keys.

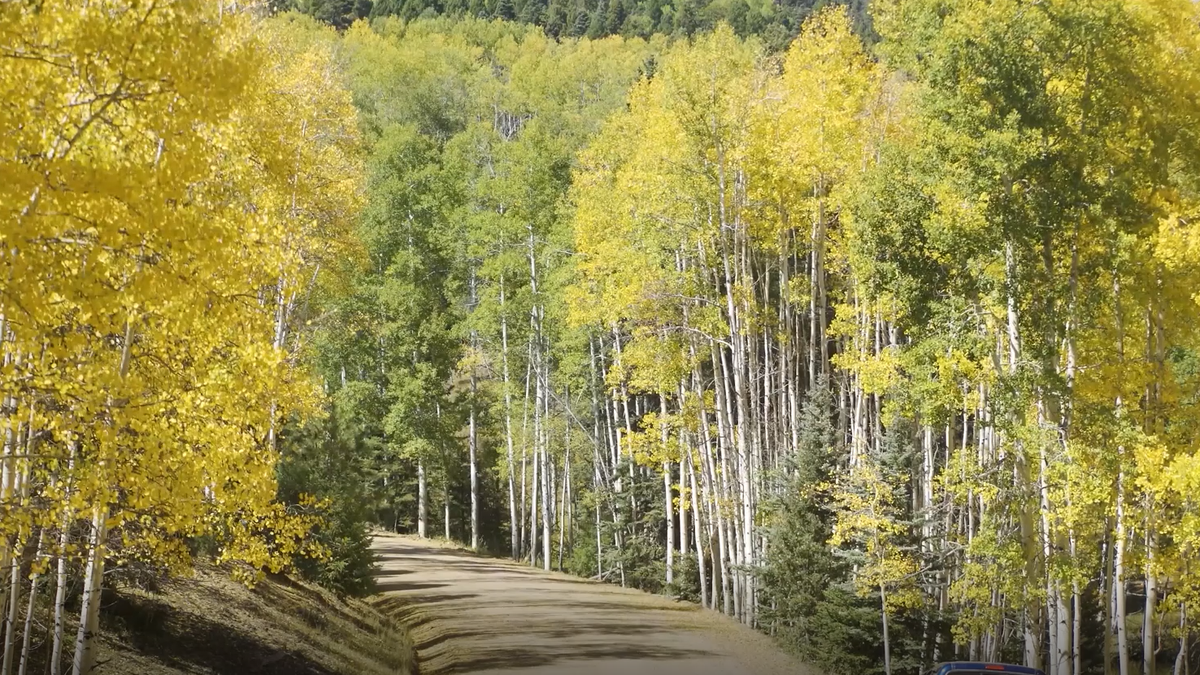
[
  {"left": 71, "top": 506, "right": 108, "bottom": 675},
  {"left": 1004, "top": 239, "right": 1042, "bottom": 669},
  {"left": 520, "top": 347, "right": 532, "bottom": 558},
  {"left": 1173, "top": 604, "right": 1186, "bottom": 675},
  {"left": 1, "top": 413, "right": 32, "bottom": 675},
  {"left": 1115, "top": 474, "right": 1130, "bottom": 675},
  {"left": 661, "top": 394, "right": 674, "bottom": 587},
  {"left": 1144, "top": 531, "right": 1157, "bottom": 675},
  {"left": 558, "top": 414, "right": 570, "bottom": 572},
  {"left": 530, "top": 425, "right": 539, "bottom": 567},
  {"left": 540, "top": 374, "right": 551, "bottom": 572},
  {"left": 1102, "top": 525, "right": 1114, "bottom": 675},
  {"left": 687, "top": 452, "right": 708, "bottom": 609},
  {"left": 16, "top": 528, "right": 44, "bottom": 675},
  {"left": 50, "top": 520, "right": 70, "bottom": 675},
  {"left": 678, "top": 436, "right": 688, "bottom": 571},
  {"left": 591, "top": 337, "right": 606, "bottom": 579},
  {"left": 2, "top": 533, "right": 21, "bottom": 675},
  {"left": 0, "top": 392, "right": 17, "bottom": 645},
  {"left": 49, "top": 443, "right": 76, "bottom": 675},
  {"left": 417, "top": 459, "right": 427, "bottom": 538},
  {"left": 501, "top": 279, "right": 518, "bottom": 559},
  {"left": 1114, "top": 272, "right": 1131, "bottom": 675},
  {"left": 664, "top": 460, "right": 674, "bottom": 587},
  {"left": 469, "top": 358, "right": 479, "bottom": 550}
]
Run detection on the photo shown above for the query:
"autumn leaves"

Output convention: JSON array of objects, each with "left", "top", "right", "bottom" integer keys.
[
  {"left": 7, "top": 0, "right": 1200, "bottom": 672},
  {"left": 0, "top": 5, "right": 360, "bottom": 674},
  {"left": 570, "top": 0, "right": 1200, "bottom": 671}
]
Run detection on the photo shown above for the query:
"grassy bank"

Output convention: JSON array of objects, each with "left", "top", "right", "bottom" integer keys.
[{"left": 21, "top": 565, "right": 414, "bottom": 675}]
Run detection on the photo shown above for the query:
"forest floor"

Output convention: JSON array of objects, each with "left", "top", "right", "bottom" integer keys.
[
  {"left": 34, "top": 565, "right": 414, "bottom": 675},
  {"left": 370, "top": 533, "right": 814, "bottom": 675}
]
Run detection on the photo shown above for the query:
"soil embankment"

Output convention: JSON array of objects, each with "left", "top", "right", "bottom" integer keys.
[{"left": 73, "top": 566, "right": 412, "bottom": 675}]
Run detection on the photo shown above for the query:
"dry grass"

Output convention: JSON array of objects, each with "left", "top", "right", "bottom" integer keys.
[{"left": 21, "top": 565, "right": 414, "bottom": 675}]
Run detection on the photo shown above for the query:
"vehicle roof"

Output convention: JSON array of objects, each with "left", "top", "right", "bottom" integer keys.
[{"left": 935, "top": 663, "right": 1047, "bottom": 675}]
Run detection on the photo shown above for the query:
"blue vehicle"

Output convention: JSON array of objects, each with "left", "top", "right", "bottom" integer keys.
[{"left": 929, "top": 663, "right": 1047, "bottom": 675}]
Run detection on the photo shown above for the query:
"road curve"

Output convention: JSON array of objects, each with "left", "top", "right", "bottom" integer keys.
[{"left": 369, "top": 534, "right": 813, "bottom": 675}]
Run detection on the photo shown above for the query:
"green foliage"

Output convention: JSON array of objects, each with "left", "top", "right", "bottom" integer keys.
[
  {"left": 287, "top": 16, "right": 656, "bottom": 563},
  {"left": 287, "top": 0, "right": 871, "bottom": 49},
  {"left": 278, "top": 411, "right": 380, "bottom": 597},
  {"left": 263, "top": 2, "right": 1200, "bottom": 672},
  {"left": 761, "top": 381, "right": 925, "bottom": 675},
  {"left": 601, "top": 459, "right": 669, "bottom": 591},
  {"left": 290, "top": 0, "right": 373, "bottom": 27}
]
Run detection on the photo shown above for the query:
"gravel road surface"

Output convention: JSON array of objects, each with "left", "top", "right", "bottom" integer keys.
[{"left": 371, "top": 534, "right": 814, "bottom": 675}]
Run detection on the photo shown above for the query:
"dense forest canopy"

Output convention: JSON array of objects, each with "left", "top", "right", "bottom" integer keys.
[
  {"left": 7, "top": 1, "right": 1200, "bottom": 675},
  {"left": 282, "top": 0, "right": 871, "bottom": 49}
]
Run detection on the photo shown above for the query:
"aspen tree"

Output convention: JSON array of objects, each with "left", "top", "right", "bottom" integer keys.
[{"left": 2, "top": 3, "right": 360, "bottom": 671}]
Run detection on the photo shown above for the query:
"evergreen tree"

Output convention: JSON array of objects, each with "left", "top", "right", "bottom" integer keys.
[
  {"left": 586, "top": 0, "right": 606, "bottom": 37},
  {"left": 518, "top": 0, "right": 546, "bottom": 25},
  {"left": 603, "top": 0, "right": 625, "bottom": 34},
  {"left": 570, "top": 6, "right": 592, "bottom": 35},
  {"left": 671, "top": 0, "right": 697, "bottom": 35},
  {"left": 494, "top": 0, "right": 516, "bottom": 20},
  {"left": 544, "top": 0, "right": 568, "bottom": 36}
]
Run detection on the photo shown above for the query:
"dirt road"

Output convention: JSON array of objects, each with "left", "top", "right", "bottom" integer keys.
[{"left": 370, "top": 534, "right": 813, "bottom": 675}]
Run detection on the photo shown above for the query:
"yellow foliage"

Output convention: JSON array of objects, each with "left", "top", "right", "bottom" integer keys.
[{"left": 0, "top": 1, "right": 362, "bottom": 582}]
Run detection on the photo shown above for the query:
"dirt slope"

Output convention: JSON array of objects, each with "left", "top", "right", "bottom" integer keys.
[
  {"left": 370, "top": 534, "right": 814, "bottom": 675},
  {"left": 64, "top": 566, "right": 412, "bottom": 675}
]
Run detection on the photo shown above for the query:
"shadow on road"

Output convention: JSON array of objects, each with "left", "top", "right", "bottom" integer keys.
[
  {"left": 370, "top": 536, "right": 724, "bottom": 675},
  {"left": 426, "top": 640, "right": 712, "bottom": 675}
]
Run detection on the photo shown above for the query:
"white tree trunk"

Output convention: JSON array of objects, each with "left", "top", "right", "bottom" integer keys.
[
  {"left": 50, "top": 528, "right": 69, "bottom": 675},
  {"left": 530, "top": 433, "right": 539, "bottom": 567},
  {"left": 501, "top": 283, "right": 518, "bottom": 560},
  {"left": 1115, "top": 472, "right": 1130, "bottom": 675},
  {"left": 469, "top": 269, "right": 480, "bottom": 552},
  {"left": 1173, "top": 605, "right": 1186, "bottom": 675},
  {"left": 679, "top": 457, "right": 689, "bottom": 565},
  {"left": 1055, "top": 585, "right": 1071, "bottom": 675},
  {"left": 540, "top": 405, "right": 551, "bottom": 572},
  {"left": 1080, "top": 578, "right": 1089, "bottom": 672},
  {"left": 417, "top": 459, "right": 427, "bottom": 539},
  {"left": 469, "top": 369, "right": 478, "bottom": 551},
  {"left": 1145, "top": 533, "right": 1157, "bottom": 675},
  {"left": 688, "top": 454, "right": 708, "bottom": 609},
  {"left": 72, "top": 507, "right": 108, "bottom": 675},
  {"left": 2, "top": 541, "right": 21, "bottom": 675},
  {"left": 49, "top": 448, "right": 75, "bottom": 675},
  {"left": 558, "top": 422, "right": 570, "bottom": 572},
  {"left": 519, "top": 347, "right": 532, "bottom": 559},
  {"left": 17, "top": 529, "right": 44, "bottom": 675},
  {"left": 664, "top": 460, "right": 674, "bottom": 588}
]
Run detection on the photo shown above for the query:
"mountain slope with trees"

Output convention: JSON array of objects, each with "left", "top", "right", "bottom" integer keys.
[{"left": 283, "top": 0, "right": 870, "bottom": 50}]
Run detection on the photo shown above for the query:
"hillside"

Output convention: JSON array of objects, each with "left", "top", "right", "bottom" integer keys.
[{"left": 284, "top": 0, "right": 872, "bottom": 49}]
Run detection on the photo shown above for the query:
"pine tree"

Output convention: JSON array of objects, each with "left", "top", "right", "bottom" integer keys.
[
  {"left": 494, "top": 0, "right": 516, "bottom": 20},
  {"left": 570, "top": 6, "right": 592, "bottom": 35}
]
